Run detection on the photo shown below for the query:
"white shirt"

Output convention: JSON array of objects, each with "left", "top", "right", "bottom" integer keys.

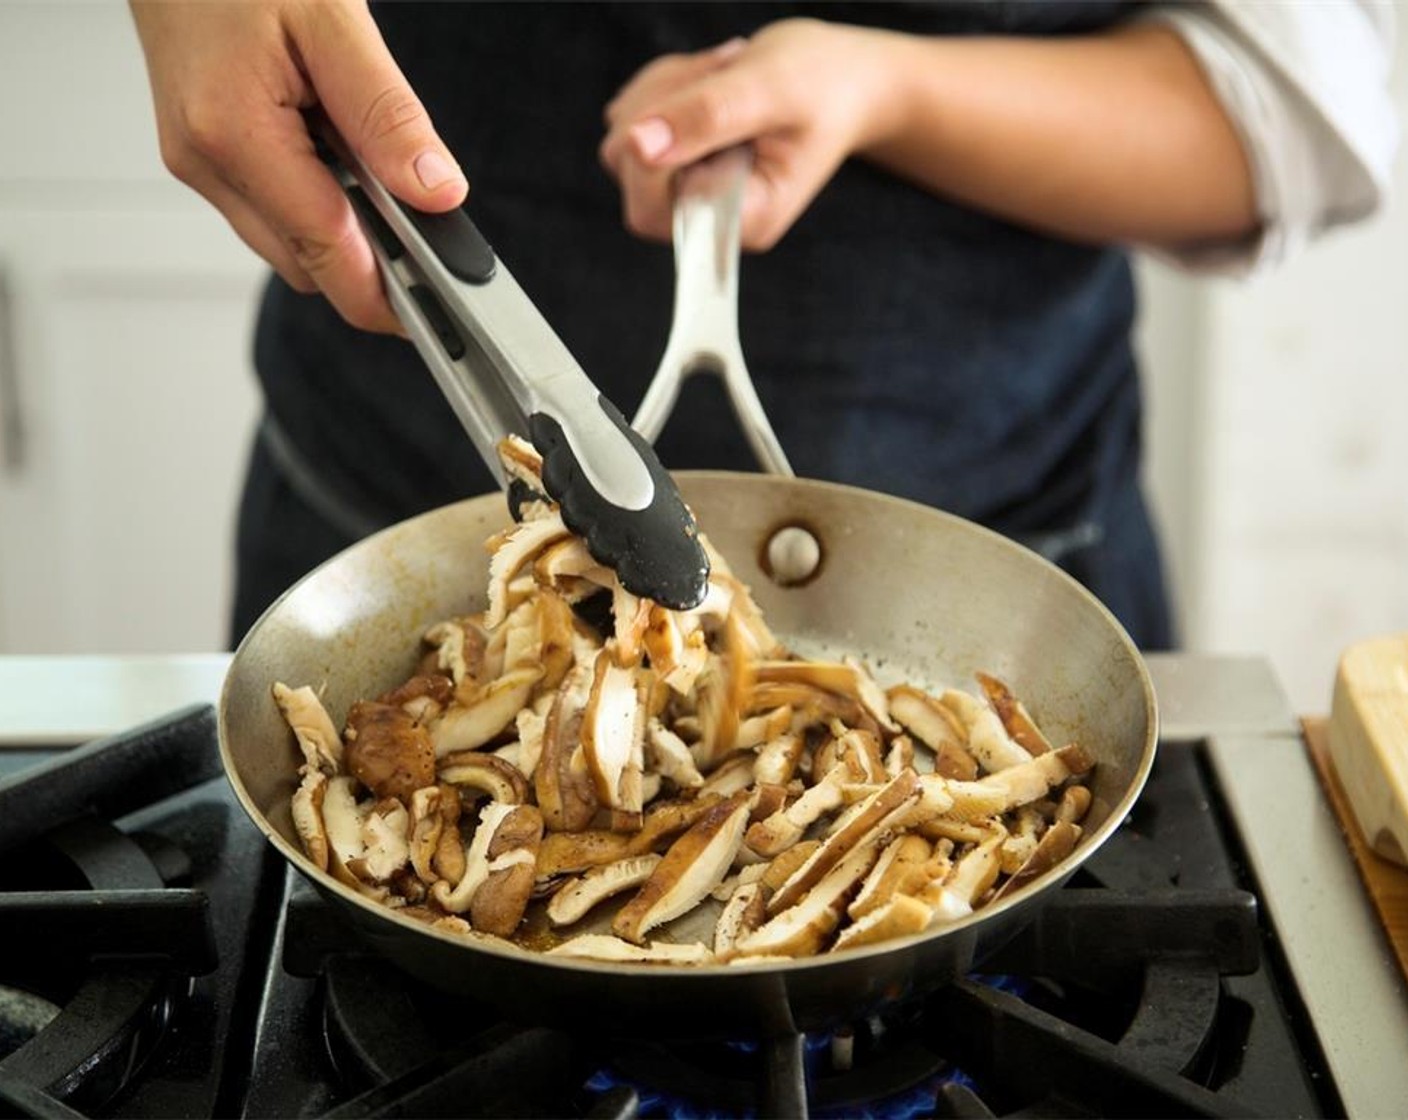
[{"left": 1141, "top": 0, "right": 1399, "bottom": 275}]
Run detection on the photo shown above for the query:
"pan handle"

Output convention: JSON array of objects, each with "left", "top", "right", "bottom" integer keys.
[{"left": 631, "top": 147, "right": 794, "bottom": 478}]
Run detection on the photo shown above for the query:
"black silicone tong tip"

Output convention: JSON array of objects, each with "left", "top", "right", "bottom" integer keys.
[{"left": 529, "top": 400, "right": 709, "bottom": 611}]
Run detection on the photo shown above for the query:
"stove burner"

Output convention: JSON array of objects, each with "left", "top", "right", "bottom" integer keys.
[{"left": 0, "top": 708, "right": 222, "bottom": 1117}]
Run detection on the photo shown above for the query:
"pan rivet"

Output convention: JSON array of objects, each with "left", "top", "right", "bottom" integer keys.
[{"left": 765, "top": 525, "right": 821, "bottom": 586}]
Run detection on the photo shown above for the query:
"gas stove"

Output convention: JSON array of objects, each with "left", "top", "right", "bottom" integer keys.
[{"left": 1, "top": 655, "right": 1405, "bottom": 1118}]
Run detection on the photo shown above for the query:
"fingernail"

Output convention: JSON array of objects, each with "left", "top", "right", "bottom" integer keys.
[
  {"left": 630, "top": 117, "right": 674, "bottom": 161},
  {"left": 414, "top": 149, "right": 463, "bottom": 191}
]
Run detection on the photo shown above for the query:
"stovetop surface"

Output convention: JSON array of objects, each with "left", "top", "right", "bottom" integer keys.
[{"left": 0, "top": 691, "right": 1351, "bottom": 1120}]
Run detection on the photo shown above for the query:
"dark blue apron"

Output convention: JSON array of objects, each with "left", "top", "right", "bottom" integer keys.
[{"left": 237, "top": 1, "right": 1172, "bottom": 650}]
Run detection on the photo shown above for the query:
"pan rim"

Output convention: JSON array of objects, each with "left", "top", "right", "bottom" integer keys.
[{"left": 218, "top": 470, "right": 1158, "bottom": 977}]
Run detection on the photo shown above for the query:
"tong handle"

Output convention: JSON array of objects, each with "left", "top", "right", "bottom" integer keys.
[
  {"left": 633, "top": 147, "right": 793, "bottom": 477},
  {"left": 316, "top": 117, "right": 710, "bottom": 609}
]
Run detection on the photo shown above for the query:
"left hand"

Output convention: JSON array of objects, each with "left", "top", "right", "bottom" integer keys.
[{"left": 599, "top": 19, "right": 900, "bottom": 250}]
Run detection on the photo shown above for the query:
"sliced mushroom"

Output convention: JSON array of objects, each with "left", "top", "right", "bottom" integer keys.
[
  {"left": 1054, "top": 784, "right": 1093, "bottom": 825},
  {"left": 991, "top": 820, "right": 1083, "bottom": 902},
  {"left": 344, "top": 701, "right": 436, "bottom": 802},
  {"left": 534, "top": 796, "right": 721, "bottom": 877},
  {"left": 768, "top": 769, "right": 921, "bottom": 915},
  {"left": 699, "top": 754, "right": 756, "bottom": 799},
  {"left": 496, "top": 433, "right": 544, "bottom": 491},
  {"left": 290, "top": 768, "right": 329, "bottom": 870},
  {"left": 736, "top": 706, "right": 793, "bottom": 751},
  {"left": 546, "top": 853, "right": 663, "bottom": 927},
  {"left": 849, "top": 833, "right": 934, "bottom": 921},
  {"left": 939, "top": 689, "right": 1031, "bottom": 773},
  {"left": 919, "top": 826, "right": 1007, "bottom": 925},
  {"left": 532, "top": 538, "right": 613, "bottom": 601},
  {"left": 815, "top": 724, "right": 886, "bottom": 785},
  {"left": 580, "top": 651, "right": 647, "bottom": 816},
  {"left": 885, "top": 735, "right": 916, "bottom": 780},
  {"left": 714, "top": 881, "right": 768, "bottom": 954},
  {"left": 645, "top": 719, "right": 705, "bottom": 789},
  {"left": 432, "top": 666, "right": 542, "bottom": 756},
  {"left": 349, "top": 798, "right": 410, "bottom": 883},
  {"left": 711, "top": 571, "right": 784, "bottom": 659},
  {"left": 1000, "top": 807, "right": 1044, "bottom": 875},
  {"left": 943, "top": 743, "right": 1093, "bottom": 816},
  {"left": 484, "top": 510, "right": 572, "bottom": 628},
  {"left": 273, "top": 682, "right": 343, "bottom": 775},
  {"left": 886, "top": 685, "right": 977, "bottom": 780},
  {"left": 470, "top": 805, "right": 544, "bottom": 936},
  {"left": 408, "top": 786, "right": 444, "bottom": 883},
  {"left": 423, "top": 617, "right": 489, "bottom": 687},
  {"left": 439, "top": 751, "right": 530, "bottom": 804},
  {"left": 613, "top": 794, "right": 752, "bottom": 944},
  {"left": 377, "top": 674, "right": 455, "bottom": 722},
  {"left": 431, "top": 790, "right": 468, "bottom": 887},
  {"left": 759, "top": 839, "right": 821, "bottom": 895},
  {"left": 754, "top": 731, "right": 805, "bottom": 786},
  {"left": 832, "top": 894, "right": 933, "bottom": 953},
  {"left": 745, "top": 764, "right": 851, "bottom": 857},
  {"left": 610, "top": 580, "right": 653, "bottom": 667},
  {"left": 733, "top": 837, "right": 881, "bottom": 958},
  {"left": 547, "top": 934, "right": 713, "bottom": 965},
  {"left": 430, "top": 801, "right": 517, "bottom": 914},
  {"left": 535, "top": 664, "right": 600, "bottom": 832},
  {"left": 753, "top": 660, "right": 896, "bottom": 734},
  {"left": 974, "top": 672, "right": 1054, "bottom": 755},
  {"left": 690, "top": 613, "right": 755, "bottom": 772},
  {"left": 642, "top": 605, "right": 710, "bottom": 695}
]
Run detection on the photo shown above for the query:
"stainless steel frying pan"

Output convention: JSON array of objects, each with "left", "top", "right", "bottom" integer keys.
[
  {"left": 218, "top": 149, "right": 1156, "bottom": 1040},
  {"left": 220, "top": 472, "right": 1155, "bottom": 1037}
]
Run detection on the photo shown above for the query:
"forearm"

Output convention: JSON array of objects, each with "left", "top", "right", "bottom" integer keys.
[{"left": 858, "top": 22, "right": 1258, "bottom": 248}]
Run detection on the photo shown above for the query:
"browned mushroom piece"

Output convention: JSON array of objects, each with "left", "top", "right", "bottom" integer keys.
[
  {"left": 642, "top": 605, "right": 711, "bottom": 695},
  {"left": 343, "top": 701, "right": 437, "bottom": 803},
  {"left": 645, "top": 719, "right": 705, "bottom": 789},
  {"left": 376, "top": 674, "right": 455, "bottom": 722},
  {"left": 991, "top": 820, "right": 1083, "bottom": 902},
  {"left": 710, "top": 571, "right": 785, "bottom": 659},
  {"left": 483, "top": 509, "right": 573, "bottom": 629},
  {"left": 690, "top": 613, "right": 756, "bottom": 772},
  {"left": 885, "top": 735, "right": 916, "bottom": 779},
  {"left": 534, "top": 664, "right": 600, "bottom": 833},
  {"left": 408, "top": 786, "right": 445, "bottom": 883},
  {"left": 1054, "top": 783, "right": 1093, "bottom": 825},
  {"left": 832, "top": 894, "right": 933, "bottom": 953},
  {"left": 496, "top": 434, "right": 544, "bottom": 491},
  {"left": 939, "top": 688, "right": 1032, "bottom": 773},
  {"left": 714, "top": 880, "right": 768, "bottom": 954},
  {"left": 885, "top": 684, "right": 978, "bottom": 780},
  {"left": 532, "top": 538, "right": 613, "bottom": 601},
  {"left": 999, "top": 807, "right": 1045, "bottom": 875},
  {"left": 918, "top": 825, "right": 1007, "bottom": 924},
  {"left": 439, "top": 751, "right": 531, "bottom": 805},
  {"left": 430, "top": 801, "right": 525, "bottom": 915},
  {"left": 469, "top": 804, "right": 544, "bottom": 936},
  {"left": 848, "top": 833, "right": 934, "bottom": 921},
  {"left": 431, "top": 784, "right": 466, "bottom": 885},
  {"left": 745, "top": 763, "right": 851, "bottom": 858},
  {"left": 422, "top": 617, "right": 490, "bottom": 687},
  {"left": 547, "top": 934, "right": 713, "bottom": 964},
  {"left": 753, "top": 731, "right": 805, "bottom": 786},
  {"left": 733, "top": 838, "right": 882, "bottom": 958},
  {"left": 815, "top": 724, "right": 887, "bottom": 785},
  {"left": 943, "top": 743, "right": 1093, "bottom": 817},
  {"left": 347, "top": 798, "right": 411, "bottom": 883},
  {"left": 580, "top": 651, "right": 647, "bottom": 817},
  {"left": 613, "top": 794, "right": 753, "bottom": 944},
  {"left": 753, "top": 660, "right": 896, "bottom": 735},
  {"left": 273, "top": 682, "right": 344, "bottom": 775},
  {"left": 290, "top": 769, "right": 330, "bottom": 870},
  {"left": 432, "top": 666, "right": 542, "bottom": 756},
  {"left": 767, "top": 769, "right": 921, "bottom": 915},
  {"left": 699, "top": 754, "right": 756, "bottom": 799},
  {"left": 546, "top": 853, "right": 663, "bottom": 927},
  {"left": 735, "top": 705, "right": 793, "bottom": 751},
  {"left": 974, "top": 671, "right": 1054, "bottom": 755}
]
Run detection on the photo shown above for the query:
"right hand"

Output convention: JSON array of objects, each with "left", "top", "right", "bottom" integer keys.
[{"left": 130, "top": 0, "right": 467, "bottom": 334}]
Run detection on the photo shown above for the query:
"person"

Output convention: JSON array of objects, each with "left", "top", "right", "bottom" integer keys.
[{"left": 129, "top": 2, "right": 1397, "bottom": 650}]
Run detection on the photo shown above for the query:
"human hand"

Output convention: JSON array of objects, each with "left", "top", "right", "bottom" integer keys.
[
  {"left": 599, "top": 19, "right": 901, "bottom": 250},
  {"left": 130, "top": 0, "right": 466, "bottom": 333}
]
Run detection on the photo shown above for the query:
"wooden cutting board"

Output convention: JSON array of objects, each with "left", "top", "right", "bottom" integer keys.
[{"left": 1304, "top": 634, "right": 1408, "bottom": 983}]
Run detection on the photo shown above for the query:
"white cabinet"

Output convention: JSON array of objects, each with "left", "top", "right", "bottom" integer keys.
[{"left": 0, "top": 3, "right": 265, "bottom": 653}]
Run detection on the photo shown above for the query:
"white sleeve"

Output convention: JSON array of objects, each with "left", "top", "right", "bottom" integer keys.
[{"left": 1136, "top": 0, "right": 1399, "bottom": 276}]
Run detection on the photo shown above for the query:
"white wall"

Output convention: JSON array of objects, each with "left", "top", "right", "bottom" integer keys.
[{"left": 1139, "top": 6, "right": 1408, "bottom": 713}]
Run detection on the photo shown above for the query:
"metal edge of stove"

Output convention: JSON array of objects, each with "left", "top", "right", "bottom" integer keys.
[{"left": 1150, "top": 654, "right": 1408, "bottom": 1118}]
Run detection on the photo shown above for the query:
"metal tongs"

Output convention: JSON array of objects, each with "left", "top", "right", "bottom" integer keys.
[{"left": 316, "top": 119, "right": 710, "bottom": 610}]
